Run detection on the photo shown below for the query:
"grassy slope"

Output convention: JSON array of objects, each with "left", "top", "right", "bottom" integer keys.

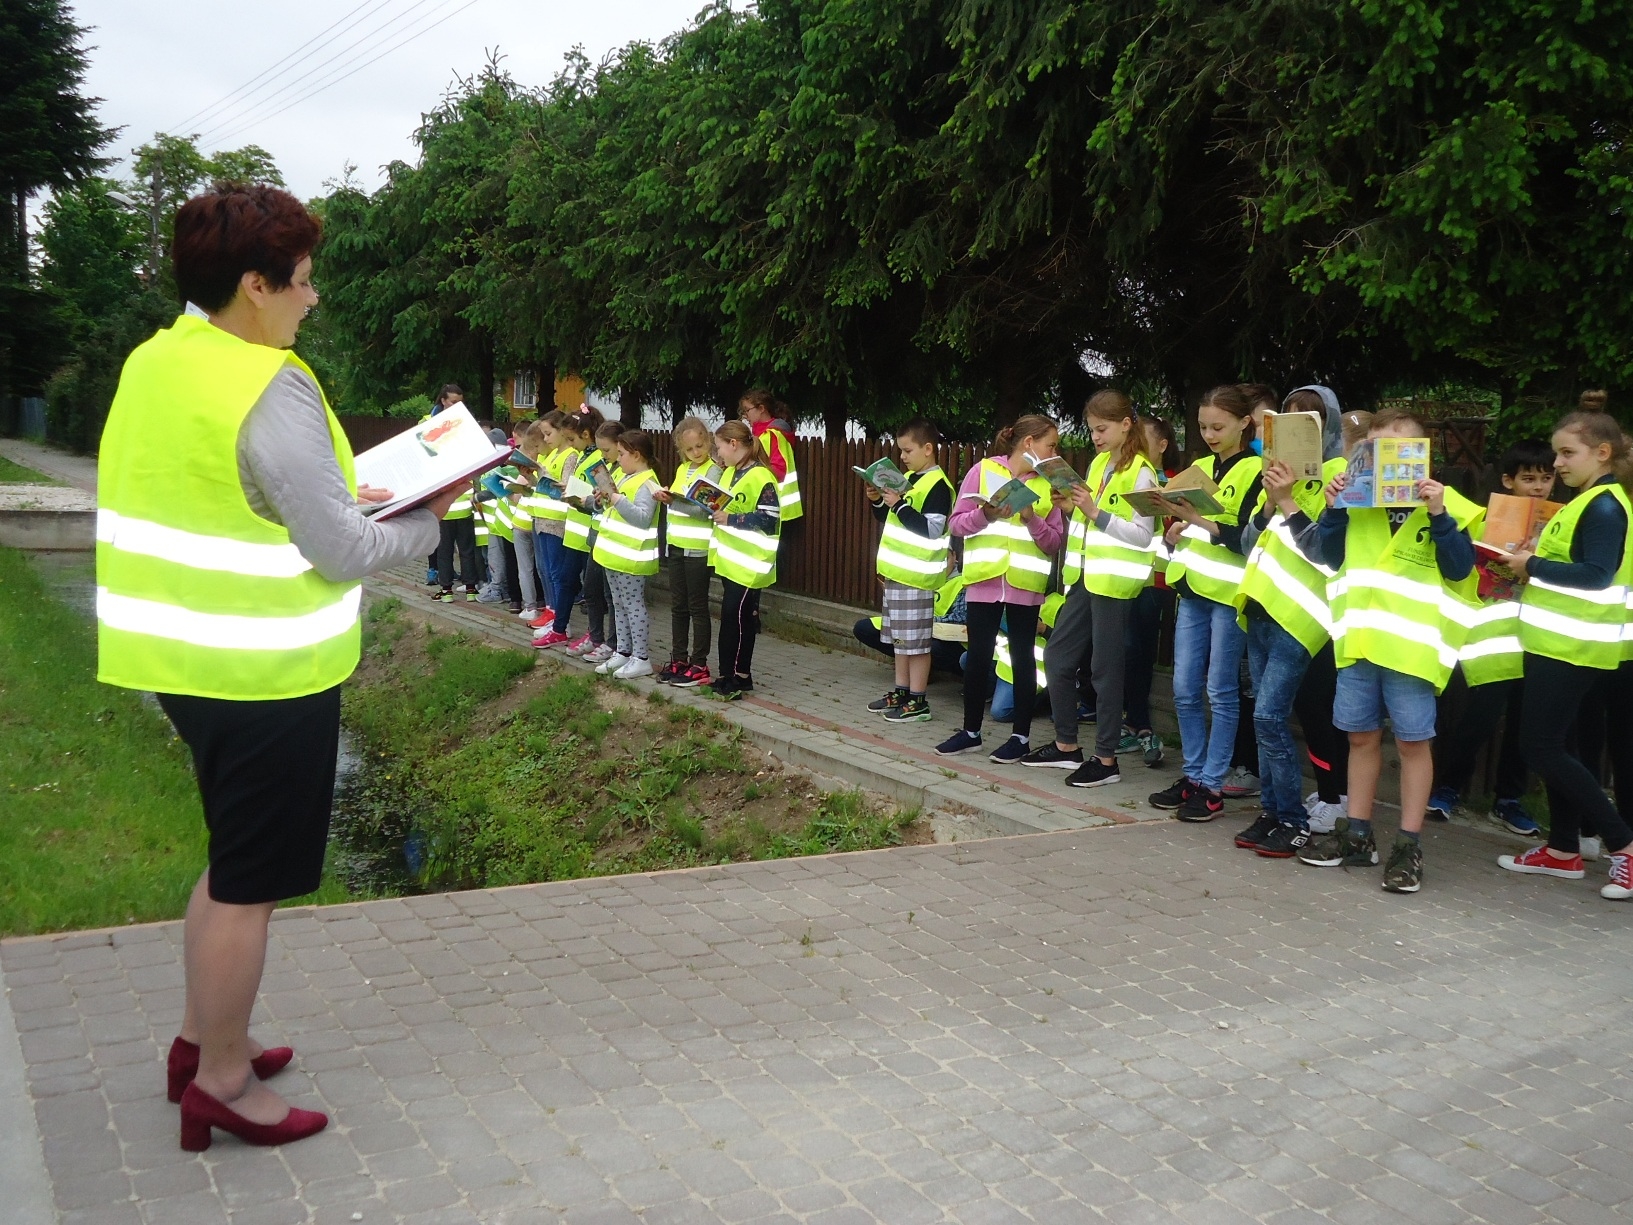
[
  {"left": 0, "top": 456, "right": 62, "bottom": 484},
  {"left": 0, "top": 548, "right": 346, "bottom": 937}
]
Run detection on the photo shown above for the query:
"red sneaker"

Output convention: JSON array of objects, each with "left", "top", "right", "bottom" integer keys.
[
  {"left": 564, "top": 632, "right": 594, "bottom": 655},
  {"left": 528, "top": 609, "right": 555, "bottom": 629},
  {"left": 1497, "top": 845, "right": 1584, "bottom": 879},
  {"left": 532, "top": 629, "right": 571, "bottom": 649},
  {"left": 670, "top": 664, "right": 711, "bottom": 689}
]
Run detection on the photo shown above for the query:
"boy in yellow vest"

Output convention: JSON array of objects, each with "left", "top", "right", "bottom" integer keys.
[
  {"left": 1295, "top": 409, "right": 1481, "bottom": 893},
  {"left": 866, "top": 419, "right": 954, "bottom": 723}
]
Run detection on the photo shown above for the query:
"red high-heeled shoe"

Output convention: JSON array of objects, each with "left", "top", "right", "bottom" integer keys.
[
  {"left": 178, "top": 1081, "right": 328, "bottom": 1151},
  {"left": 167, "top": 1036, "right": 293, "bottom": 1104}
]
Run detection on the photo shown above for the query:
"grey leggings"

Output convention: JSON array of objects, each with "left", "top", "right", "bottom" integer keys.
[
  {"left": 604, "top": 571, "right": 649, "bottom": 661},
  {"left": 1043, "top": 584, "right": 1130, "bottom": 760}
]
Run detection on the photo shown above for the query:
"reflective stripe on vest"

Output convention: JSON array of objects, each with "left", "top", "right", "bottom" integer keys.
[
  {"left": 592, "top": 470, "right": 661, "bottom": 575},
  {"left": 1164, "top": 453, "right": 1262, "bottom": 605},
  {"left": 877, "top": 467, "right": 954, "bottom": 590},
  {"left": 443, "top": 488, "right": 473, "bottom": 520},
  {"left": 1233, "top": 460, "right": 1342, "bottom": 655},
  {"left": 666, "top": 459, "right": 720, "bottom": 553},
  {"left": 763, "top": 427, "right": 802, "bottom": 520},
  {"left": 959, "top": 459, "right": 1053, "bottom": 592},
  {"left": 1519, "top": 483, "right": 1632, "bottom": 669},
  {"left": 1333, "top": 488, "right": 1483, "bottom": 691},
  {"left": 1062, "top": 451, "right": 1159, "bottom": 598},
  {"left": 95, "top": 313, "right": 361, "bottom": 700},
  {"left": 709, "top": 464, "right": 780, "bottom": 588},
  {"left": 529, "top": 448, "right": 575, "bottom": 523},
  {"left": 1459, "top": 599, "right": 1524, "bottom": 685},
  {"left": 563, "top": 448, "right": 604, "bottom": 552}
]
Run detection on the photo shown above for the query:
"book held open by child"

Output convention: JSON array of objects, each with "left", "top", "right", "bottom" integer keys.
[
  {"left": 853, "top": 457, "right": 911, "bottom": 495},
  {"left": 1335, "top": 437, "right": 1431, "bottom": 510},
  {"left": 1023, "top": 453, "right": 1087, "bottom": 494},
  {"left": 964, "top": 477, "right": 1039, "bottom": 516},
  {"left": 669, "top": 477, "right": 733, "bottom": 516},
  {"left": 1261, "top": 410, "right": 1325, "bottom": 481},
  {"left": 1120, "top": 465, "right": 1225, "bottom": 517}
]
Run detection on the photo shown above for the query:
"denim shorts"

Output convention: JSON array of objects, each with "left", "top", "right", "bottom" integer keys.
[{"left": 1333, "top": 659, "right": 1437, "bottom": 741}]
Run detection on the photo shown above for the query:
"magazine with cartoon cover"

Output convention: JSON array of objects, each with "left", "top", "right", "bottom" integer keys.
[
  {"left": 1335, "top": 437, "right": 1431, "bottom": 510},
  {"left": 853, "top": 456, "right": 911, "bottom": 494}
]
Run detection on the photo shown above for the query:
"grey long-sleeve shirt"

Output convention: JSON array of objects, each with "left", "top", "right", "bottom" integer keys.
[{"left": 236, "top": 364, "right": 440, "bottom": 580}]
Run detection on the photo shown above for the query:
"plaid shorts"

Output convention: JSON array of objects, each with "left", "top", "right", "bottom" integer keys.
[{"left": 881, "top": 580, "right": 935, "bottom": 654}]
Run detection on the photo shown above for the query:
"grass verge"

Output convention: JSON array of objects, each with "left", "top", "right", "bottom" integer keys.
[{"left": 0, "top": 455, "right": 61, "bottom": 484}]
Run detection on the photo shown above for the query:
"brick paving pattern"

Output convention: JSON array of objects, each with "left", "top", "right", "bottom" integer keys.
[{"left": 6, "top": 818, "right": 1632, "bottom": 1224}]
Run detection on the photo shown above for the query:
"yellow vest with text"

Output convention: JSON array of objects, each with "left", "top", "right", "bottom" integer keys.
[
  {"left": 876, "top": 466, "right": 955, "bottom": 590},
  {"left": 709, "top": 463, "right": 780, "bottom": 588},
  {"left": 592, "top": 469, "right": 661, "bottom": 575},
  {"left": 1518, "top": 482, "right": 1632, "bottom": 670},
  {"left": 960, "top": 458, "right": 1054, "bottom": 593},
  {"left": 96, "top": 313, "right": 362, "bottom": 700},
  {"left": 1165, "top": 452, "right": 1263, "bottom": 605},
  {"left": 1062, "top": 451, "right": 1159, "bottom": 599},
  {"left": 1233, "top": 456, "right": 1345, "bottom": 655}
]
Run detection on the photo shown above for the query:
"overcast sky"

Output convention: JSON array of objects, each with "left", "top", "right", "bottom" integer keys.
[{"left": 69, "top": 0, "right": 713, "bottom": 200}]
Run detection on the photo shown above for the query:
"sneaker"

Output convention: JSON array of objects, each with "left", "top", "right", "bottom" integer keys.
[
  {"left": 1298, "top": 818, "right": 1379, "bottom": 867},
  {"left": 1066, "top": 758, "right": 1120, "bottom": 788},
  {"left": 1139, "top": 731, "right": 1164, "bottom": 768},
  {"left": 656, "top": 661, "right": 684, "bottom": 684},
  {"left": 476, "top": 586, "right": 505, "bottom": 604},
  {"left": 885, "top": 695, "right": 932, "bottom": 723},
  {"left": 1149, "top": 777, "right": 1197, "bottom": 810},
  {"left": 936, "top": 730, "right": 983, "bottom": 756},
  {"left": 1116, "top": 726, "right": 1140, "bottom": 754},
  {"left": 1256, "top": 823, "right": 1312, "bottom": 860},
  {"left": 584, "top": 643, "right": 615, "bottom": 665},
  {"left": 1490, "top": 799, "right": 1542, "bottom": 837},
  {"left": 1602, "top": 852, "right": 1633, "bottom": 900},
  {"left": 1581, "top": 836, "right": 1604, "bottom": 862},
  {"left": 1426, "top": 786, "right": 1456, "bottom": 822},
  {"left": 1176, "top": 788, "right": 1225, "bottom": 823},
  {"left": 989, "top": 735, "right": 1030, "bottom": 764},
  {"left": 1497, "top": 845, "right": 1584, "bottom": 879},
  {"left": 431, "top": 590, "right": 454, "bottom": 602},
  {"left": 708, "top": 675, "right": 741, "bottom": 699},
  {"left": 733, "top": 674, "right": 754, "bottom": 696},
  {"left": 1305, "top": 793, "right": 1348, "bottom": 835},
  {"left": 594, "top": 651, "right": 628, "bottom": 675},
  {"left": 519, "top": 607, "right": 538, "bottom": 621},
  {"left": 1020, "top": 743, "right": 1084, "bottom": 769},
  {"left": 531, "top": 629, "right": 570, "bottom": 649},
  {"left": 671, "top": 664, "right": 712, "bottom": 689},
  {"left": 426, "top": 568, "right": 438, "bottom": 585},
  {"left": 564, "top": 632, "right": 595, "bottom": 655},
  {"left": 1382, "top": 836, "right": 1424, "bottom": 893},
  {"left": 528, "top": 610, "right": 555, "bottom": 628},
  {"left": 1234, "top": 811, "right": 1279, "bottom": 850},
  {"left": 869, "top": 689, "right": 907, "bottom": 715},
  {"left": 1221, "top": 767, "right": 1260, "bottom": 798},
  {"left": 614, "top": 657, "right": 653, "bottom": 680},
  {"left": 465, "top": 589, "right": 479, "bottom": 602}
]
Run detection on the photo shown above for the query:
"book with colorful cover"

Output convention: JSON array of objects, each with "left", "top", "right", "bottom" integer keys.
[
  {"left": 967, "top": 477, "right": 1040, "bottom": 516},
  {"left": 1024, "top": 453, "right": 1087, "bottom": 494},
  {"left": 1335, "top": 437, "right": 1431, "bottom": 510},
  {"left": 853, "top": 456, "right": 911, "bottom": 495},
  {"left": 676, "top": 477, "right": 734, "bottom": 515},
  {"left": 1120, "top": 464, "right": 1225, "bottom": 517},
  {"left": 353, "top": 404, "right": 512, "bottom": 519}
]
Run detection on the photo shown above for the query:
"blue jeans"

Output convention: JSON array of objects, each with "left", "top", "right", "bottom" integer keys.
[
  {"left": 540, "top": 533, "right": 587, "bottom": 635},
  {"left": 1333, "top": 659, "right": 1436, "bottom": 741},
  {"left": 1246, "top": 615, "right": 1313, "bottom": 827},
  {"left": 1173, "top": 594, "right": 1246, "bottom": 792}
]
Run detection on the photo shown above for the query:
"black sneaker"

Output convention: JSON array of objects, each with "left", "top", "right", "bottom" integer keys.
[
  {"left": 1149, "top": 776, "right": 1197, "bottom": 810},
  {"left": 869, "top": 688, "right": 907, "bottom": 715},
  {"left": 936, "top": 730, "right": 983, "bottom": 756},
  {"left": 885, "top": 695, "right": 931, "bottom": 723},
  {"left": 1176, "top": 789, "right": 1225, "bottom": 822},
  {"left": 1255, "top": 823, "right": 1312, "bottom": 859},
  {"left": 431, "top": 590, "right": 454, "bottom": 602},
  {"left": 1382, "top": 836, "right": 1423, "bottom": 893},
  {"left": 1298, "top": 818, "right": 1379, "bottom": 867},
  {"left": 731, "top": 674, "right": 753, "bottom": 698},
  {"left": 1234, "top": 812, "right": 1279, "bottom": 850},
  {"left": 1066, "top": 758, "right": 1120, "bottom": 788},
  {"left": 708, "top": 675, "right": 740, "bottom": 700},
  {"left": 989, "top": 735, "right": 1030, "bottom": 764},
  {"left": 1020, "top": 743, "right": 1083, "bottom": 769}
]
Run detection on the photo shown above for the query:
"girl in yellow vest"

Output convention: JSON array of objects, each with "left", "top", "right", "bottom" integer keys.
[
  {"left": 708, "top": 419, "right": 782, "bottom": 698},
  {"left": 939, "top": 414, "right": 1066, "bottom": 760},
  {"left": 523, "top": 411, "right": 574, "bottom": 629},
  {"left": 655, "top": 416, "right": 723, "bottom": 687},
  {"left": 591, "top": 430, "right": 662, "bottom": 679},
  {"left": 1021, "top": 391, "right": 1158, "bottom": 787},
  {"left": 1148, "top": 386, "right": 1263, "bottom": 821},
  {"left": 508, "top": 422, "right": 549, "bottom": 623},
  {"left": 575, "top": 420, "right": 627, "bottom": 664},
  {"left": 1231, "top": 385, "right": 1349, "bottom": 858},
  {"left": 865, "top": 418, "right": 955, "bottom": 723},
  {"left": 1295, "top": 409, "right": 1480, "bottom": 893},
  {"left": 1492, "top": 411, "right": 1633, "bottom": 901},
  {"left": 531, "top": 404, "right": 602, "bottom": 649}
]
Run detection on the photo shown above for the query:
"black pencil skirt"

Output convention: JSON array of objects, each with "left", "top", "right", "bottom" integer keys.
[{"left": 158, "top": 686, "right": 342, "bottom": 905}]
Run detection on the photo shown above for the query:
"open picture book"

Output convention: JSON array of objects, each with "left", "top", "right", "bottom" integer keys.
[
  {"left": 853, "top": 456, "right": 911, "bottom": 495},
  {"left": 1334, "top": 436, "right": 1431, "bottom": 510},
  {"left": 965, "top": 477, "right": 1040, "bottom": 516},
  {"left": 353, "top": 405, "right": 513, "bottom": 520},
  {"left": 1024, "top": 453, "right": 1087, "bottom": 495},
  {"left": 1120, "top": 464, "right": 1224, "bottom": 517},
  {"left": 669, "top": 476, "right": 734, "bottom": 516}
]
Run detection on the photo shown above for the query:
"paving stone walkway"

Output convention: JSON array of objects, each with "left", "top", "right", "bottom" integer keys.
[{"left": 6, "top": 817, "right": 1631, "bottom": 1225}]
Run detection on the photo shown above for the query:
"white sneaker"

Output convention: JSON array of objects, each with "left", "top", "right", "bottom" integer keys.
[
  {"left": 595, "top": 652, "right": 629, "bottom": 675},
  {"left": 518, "top": 607, "right": 538, "bottom": 620},
  {"left": 582, "top": 642, "right": 614, "bottom": 663},
  {"left": 613, "top": 657, "right": 653, "bottom": 680},
  {"left": 1305, "top": 794, "right": 1348, "bottom": 835},
  {"left": 1581, "top": 836, "right": 1604, "bottom": 862}
]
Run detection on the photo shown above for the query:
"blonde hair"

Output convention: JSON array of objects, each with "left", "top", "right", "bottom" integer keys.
[
  {"left": 673, "top": 414, "right": 711, "bottom": 447},
  {"left": 715, "top": 418, "right": 772, "bottom": 467},
  {"left": 1341, "top": 410, "right": 1374, "bottom": 450},
  {"left": 1555, "top": 410, "right": 1633, "bottom": 492}
]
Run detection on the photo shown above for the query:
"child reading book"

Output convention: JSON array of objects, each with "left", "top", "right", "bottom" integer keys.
[
  {"left": 1296, "top": 409, "right": 1482, "bottom": 893},
  {"left": 1428, "top": 439, "right": 1556, "bottom": 837},
  {"left": 864, "top": 419, "right": 955, "bottom": 723},
  {"left": 939, "top": 415, "right": 1065, "bottom": 761},
  {"left": 524, "top": 411, "right": 575, "bottom": 629},
  {"left": 573, "top": 421, "right": 627, "bottom": 664},
  {"left": 531, "top": 404, "right": 602, "bottom": 649},
  {"left": 706, "top": 420, "right": 782, "bottom": 698},
  {"left": 655, "top": 416, "right": 723, "bottom": 687},
  {"left": 589, "top": 430, "right": 661, "bottom": 679}
]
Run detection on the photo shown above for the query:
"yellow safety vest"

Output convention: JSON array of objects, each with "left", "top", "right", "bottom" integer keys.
[
  {"left": 959, "top": 458, "right": 1054, "bottom": 593},
  {"left": 1062, "top": 451, "right": 1159, "bottom": 598},
  {"left": 709, "top": 463, "right": 780, "bottom": 588},
  {"left": 666, "top": 459, "right": 720, "bottom": 553},
  {"left": 1165, "top": 452, "right": 1263, "bottom": 605},
  {"left": 876, "top": 466, "right": 955, "bottom": 590},
  {"left": 1233, "top": 456, "right": 1345, "bottom": 655},
  {"left": 1519, "top": 482, "right": 1632, "bottom": 670},
  {"left": 592, "top": 469, "right": 661, "bottom": 575}
]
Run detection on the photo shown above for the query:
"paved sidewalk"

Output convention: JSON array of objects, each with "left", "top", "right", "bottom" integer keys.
[
  {"left": 0, "top": 437, "right": 99, "bottom": 492},
  {"left": 6, "top": 818, "right": 1631, "bottom": 1225}
]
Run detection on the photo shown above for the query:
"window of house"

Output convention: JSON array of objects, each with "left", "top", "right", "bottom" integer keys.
[{"left": 513, "top": 370, "right": 538, "bottom": 410}]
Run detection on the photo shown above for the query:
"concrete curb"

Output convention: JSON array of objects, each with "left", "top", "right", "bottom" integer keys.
[{"left": 0, "top": 974, "right": 57, "bottom": 1225}]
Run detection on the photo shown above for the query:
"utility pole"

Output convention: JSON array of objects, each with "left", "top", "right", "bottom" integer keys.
[{"left": 147, "top": 163, "right": 162, "bottom": 280}]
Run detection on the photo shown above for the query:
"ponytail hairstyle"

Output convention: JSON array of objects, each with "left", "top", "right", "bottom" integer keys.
[
  {"left": 1084, "top": 390, "right": 1143, "bottom": 473},
  {"left": 616, "top": 429, "right": 655, "bottom": 468},
  {"left": 1141, "top": 415, "right": 1177, "bottom": 471},
  {"left": 1554, "top": 409, "right": 1633, "bottom": 492},
  {"left": 993, "top": 412, "right": 1058, "bottom": 457},
  {"left": 1580, "top": 388, "right": 1610, "bottom": 413},
  {"left": 715, "top": 418, "right": 772, "bottom": 467},
  {"left": 561, "top": 402, "right": 604, "bottom": 446},
  {"left": 1198, "top": 384, "right": 1255, "bottom": 443}
]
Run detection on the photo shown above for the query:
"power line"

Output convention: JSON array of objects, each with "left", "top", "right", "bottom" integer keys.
[
  {"left": 203, "top": 0, "right": 488, "bottom": 149},
  {"left": 170, "top": 0, "right": 402, "bottom": 135},
  {"left": 194, "top": 0, "right": 466, "bottom": 148}
]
